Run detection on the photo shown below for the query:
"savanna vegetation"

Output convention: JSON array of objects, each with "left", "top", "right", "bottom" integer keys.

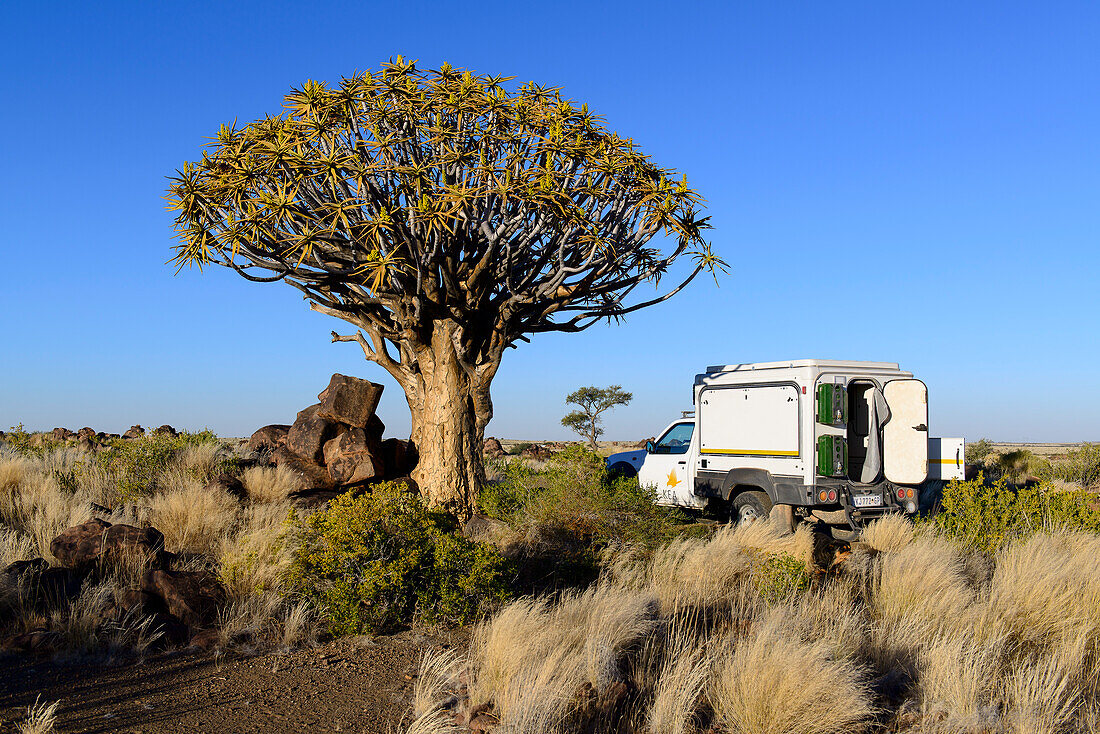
[{"left": 4, "top": 429, "right": 1100, "bottom": 734}]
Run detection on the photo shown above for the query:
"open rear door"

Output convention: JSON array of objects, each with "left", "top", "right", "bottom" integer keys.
[{"left": 883, "top": 379, "right": 929, "bottom": 484}]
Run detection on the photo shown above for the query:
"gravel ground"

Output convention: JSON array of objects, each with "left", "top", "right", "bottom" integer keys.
[{"left": 0, "top": 627, "right": 469, "bottom": 734}]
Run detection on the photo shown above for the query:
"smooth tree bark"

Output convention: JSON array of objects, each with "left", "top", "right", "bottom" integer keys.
[{"left": 168, "top": 59, "right": 723, "bottom": 516}]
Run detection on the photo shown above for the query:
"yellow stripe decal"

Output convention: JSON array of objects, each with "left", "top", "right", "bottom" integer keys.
[
  {"left": 930, "top": 459, "right": 960, "bottom": 464},
  {"left": 700, "top": 448, "right": 800, "bottom": 456}
]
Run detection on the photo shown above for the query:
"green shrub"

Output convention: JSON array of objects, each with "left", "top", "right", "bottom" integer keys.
[
  {"left": 965, "top": 437, "right": 994, "bottom": 466},
  {"left": 750, "top": 552, "right": 811, "bottom": 602},
  {"left": 289, "top": 483, "right": 513, "bottom": 635},
  {"left": 1053, "top": 443, "right": 1100, "bottom": 487},
  {"left": 96, "top": 430, "right": 220, "bottom": 499},
  {"left": 930, "top": 476, "right": 1100, "bottom": 552},
  {"left": 508, "top": 441, "right": 533, "bottom": 456}
]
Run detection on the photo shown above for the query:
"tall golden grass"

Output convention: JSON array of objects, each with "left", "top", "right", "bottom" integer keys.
[{"left": 411, "top": 515, "right": 1100, "bottom": 734}]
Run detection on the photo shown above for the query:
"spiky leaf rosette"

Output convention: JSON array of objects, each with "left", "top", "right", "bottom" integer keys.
[{"left": 168, "top": 58, "right": 722, "bottom": 380}]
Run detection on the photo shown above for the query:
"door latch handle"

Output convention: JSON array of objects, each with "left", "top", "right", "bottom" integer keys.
[{"left": 677, "top": 461, "right": 686, "bottom": 465}]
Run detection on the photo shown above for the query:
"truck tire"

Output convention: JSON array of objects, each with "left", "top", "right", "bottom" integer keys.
[
  {"left": 608, "top": 462, "right": 637, "bottom": 480},
  {"left": 731, "top": 490, "right": 772, "bottom": 525}
]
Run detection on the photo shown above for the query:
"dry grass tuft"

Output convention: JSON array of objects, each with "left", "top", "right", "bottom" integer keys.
[
  {"left": 142, "top": 472, "right": 238, "bottom": 554},
  {"left": 240, "top": 465, "right": 302, "bottom": 504},
  {"left": 708, "top": 609, "right": 874, "bottom": 734},
  {"left": 861, "top": 514, "right": 916, "bottom": 553},
  {"left": 413, "top": 649, "right": 466, "bottom": 719},
  {"left": 19, "top": 696, "right": 61, "bottom": 734}
]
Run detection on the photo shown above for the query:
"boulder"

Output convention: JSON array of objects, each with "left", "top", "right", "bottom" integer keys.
[
  {"left": 381, "top": 438, "right": 415, "bottom": 476},
  {"left": 142, "top": 569, "right": 226, "bottom": 627},
  {"left": 188, "top": 628, "right": 222, "bottom": 651},
  {"left": 37, "top": 567, "right": 85, "bottom": 607},
  {"left": 50, "top": 519, "right": 164, "bottom": 572},
  {"left": 483, "top": 437, "right": 506, "bottom": 458},
  {"left": 3, "top": 558, "right": 49, "bottom": 581},
  {"left": 274, "top": 446, "right": 336, "bottom": 490},
  {"left": 287, "top": 404, "right": 341, "bottom": 465},
  {"left": 123, "top": 424, "right": 145, "bottom": 439},
  {"left": 77, "top": 427, "right": 96, "bottom": 440},
  {"left": 50, "top": 518, "right": 111, "bottom": 569},
  {"left": 247, "top": 424, "right": 290, "bottom": 453},
  {"left": 323, "top": 429, "right": 380, "bottom": 485},
  {"left": 51, "top": 427, "right": 75, "bottom": 441},
  {"left": 77, "top": 435, "right": 96, "bottom": 452},
  {"left": 205, "top": 473, "right": 246, "bottom": 500},
  {"left": 365, "top": 414, "right": 386, "bottom": 441},
  {"left": 153, "top": 424, "right": 178, "bottom": 437},
  {"left": 2, "top": 630, "right": 62, "bottom": 654},
  {"left": 521, "top": 444, "right": 553, "bottom": 460},
  {"left": 316, "top": 374, "right": 384, "bottom": 428}
]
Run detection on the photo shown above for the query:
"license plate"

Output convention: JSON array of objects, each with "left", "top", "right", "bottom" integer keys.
[{"left": 852, "top": 494, "right": 883, "bottom": 508}]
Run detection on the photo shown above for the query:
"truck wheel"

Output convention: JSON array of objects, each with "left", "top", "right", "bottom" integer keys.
[
  {"left": 608, "top": 462, "right": 637, "bottom": 480},
  {"left": 731, "top": 490, "right": 773, "bottom": 525}
]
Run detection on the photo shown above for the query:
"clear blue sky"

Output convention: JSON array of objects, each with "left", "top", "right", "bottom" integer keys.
[{"left": 1, "top": 1, "right": 1097, "bottom": 442}]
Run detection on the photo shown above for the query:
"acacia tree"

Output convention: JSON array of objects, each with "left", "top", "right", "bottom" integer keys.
[
  {"left": 168, "top": 58, "right": 722, "bottom": 516},
  {"left": 562, "top": 385, "right": 633, "bottom": 449}
]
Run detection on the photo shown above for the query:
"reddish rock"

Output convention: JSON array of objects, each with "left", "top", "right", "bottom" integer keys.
[
  {"left": 50, "top": 519, "right": 164, "bottom": 572},
  {"left": 2, "top": 630, "right": 62, "bottom": 653},
  {"left": 188, "top": 628, "right": 222, "bottom": 651},
  {"left": 287, "top": 404, "right": 340, "bottom": 465},
  {"left": 247, "top": 424, "right": 290, "bottom": 453},
  {"left": 468, "top": 713, "right": 500, "bottom": 733},
  {"left": 316, "top": 374, "right": 384, "bottom": 428},
  {"left": 153, "top": 424, "right": 178, "bottom": 437},
  {"left": 143, "top": 570, "right": 226, "bottom": 627},
  {"left": 77, "top": 435, "right": 96, "bottom": 452},
  {"left": 520, "top": 444, "right": 553, "bottom": 460},
  {"left": 381, "top": 438, "right": 415, "bottom": 476},
  {"left": 123, "top": 424, "right": 145, "bottom": 439},
  {"left": 323, "top": 429, "right": 380, "bottom": 485},
  {"left": 51, "top": 427, "right": 75, "bottom": 441},
  {"left": 274, "top": 446, "right": 336, "bottom": 490},
  {"left": 3, "top": 558, "right": 49, "bottom": 580},
  {"left": 205, "top": 473, "right": 246, "bottom": 500},
  {"left": 365, "top": 414, "right": 385, "bottom": 441},
  {"left": 483, "top": 437, "right": 506, "bottom": 458},
  {"left": 50, "top": 518, "right": 111, "bottom": 569},
  {"left": 77, "top": 427, "right": 96, "bottom": 440}
]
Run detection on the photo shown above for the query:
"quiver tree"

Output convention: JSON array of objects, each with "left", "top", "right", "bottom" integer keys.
[{"left": 168, "top": 58, "right": 723, "bottom": 517}]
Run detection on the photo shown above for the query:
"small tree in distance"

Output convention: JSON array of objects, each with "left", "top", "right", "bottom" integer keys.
[{"left": 562, "top": 385, "right": 633, "bottom": 449}]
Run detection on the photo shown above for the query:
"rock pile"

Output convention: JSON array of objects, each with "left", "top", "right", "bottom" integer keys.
[
  {"left": 2, "top": 518, "right": 226, "bottom": 653},
  {"left": 249, "top": 374, "right": 416, "bottom": 495}
]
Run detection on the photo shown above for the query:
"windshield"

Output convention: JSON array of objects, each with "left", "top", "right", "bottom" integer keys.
[{"left": 654, "top": 423, "right": 694, "bottom": 454}]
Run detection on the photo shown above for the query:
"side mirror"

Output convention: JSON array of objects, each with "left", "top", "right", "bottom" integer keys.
[{"left": 645, "top": 440, "right": 655, "bottom": 454}]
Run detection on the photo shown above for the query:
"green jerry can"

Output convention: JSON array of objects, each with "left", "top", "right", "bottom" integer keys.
[
  {"left": 816, "top": 383, "right": 848, "bottom": 426},
  {"left": 817, "top": 435, "right": 848, "bottom": 477}
]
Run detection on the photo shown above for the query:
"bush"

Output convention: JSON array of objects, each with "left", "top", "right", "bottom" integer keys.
[
  {"left": 965, "top": 438, "right": 994, "bottom": 466},
  {"left": 750, "top": 552, "right": 811, "bottom": 602},
  {"left": 97, "top": 430, "right": 219, "bottom": 499},
  {"left": 290, "top": 483, "right": 513, "bottom": 635},
  {"left": 1052, "top": 443, "right": 1100, "bottom": 487},
  {"left": 931, "top": 476, "right": 1100, "bottom": 552}
]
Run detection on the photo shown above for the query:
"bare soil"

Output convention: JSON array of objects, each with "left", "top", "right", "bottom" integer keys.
[{"left": 0, "top": 627, "right": 468, "bottom": 733}]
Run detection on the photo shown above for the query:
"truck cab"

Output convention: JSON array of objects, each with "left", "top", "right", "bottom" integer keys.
[{"left": 606, "top": 360, "right": 965, "bottom": 529}]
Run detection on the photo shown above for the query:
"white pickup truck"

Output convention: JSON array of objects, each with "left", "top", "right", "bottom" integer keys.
[{"left": 606, "top": 360, "right": 964, "bottom": 529}]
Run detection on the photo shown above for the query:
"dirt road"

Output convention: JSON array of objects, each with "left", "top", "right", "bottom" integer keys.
[{"left": 0, "top": 627, "right": 467, "bottom": 734}]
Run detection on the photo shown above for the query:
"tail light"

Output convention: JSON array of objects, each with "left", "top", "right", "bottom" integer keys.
[
  {"left": 906, "top": 488, "right": 915, "bottom": 499},
  {"left": 896, "top": 488, "right": 906, "bottom": 500},
  {"left": 818, "top": 490, "right": 828, "bottom": 502},
  {"left": 827, "top": 489, "right": 837, "bottom": 502}
]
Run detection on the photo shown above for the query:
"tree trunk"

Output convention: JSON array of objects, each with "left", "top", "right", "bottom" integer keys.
[{"left": 404, "top": 320, "right": 495, "bottom": 519}]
